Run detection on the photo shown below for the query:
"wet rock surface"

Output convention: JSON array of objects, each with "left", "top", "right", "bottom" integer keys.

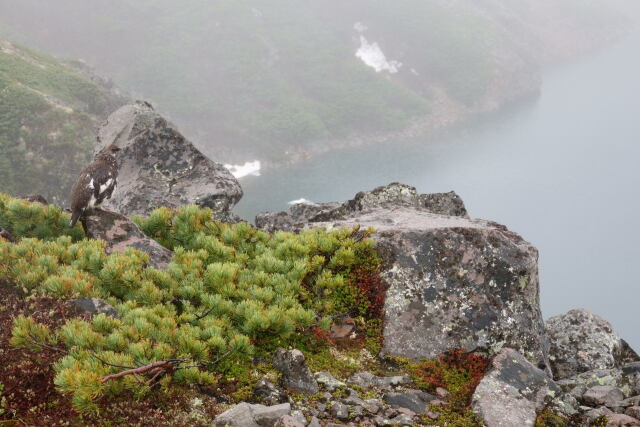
[
  {"left": 83, "top": 208, "right": 173, "bottom": 269},
  {"left": 546, "top": 309, "right": 640, "bottom": 379},
  {"left": 472, "top": 348, "right": 559, "bottom": 427},
  {"left": 96, "top": 101, "right": 242, "bottom": 221},
  {"left": 255, "top": 182, "right": 468, "bottom": 233}
]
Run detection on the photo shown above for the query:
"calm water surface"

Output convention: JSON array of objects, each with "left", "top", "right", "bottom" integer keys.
[{"left": 234, "top": 33, "right": 640, "bottom": 349}]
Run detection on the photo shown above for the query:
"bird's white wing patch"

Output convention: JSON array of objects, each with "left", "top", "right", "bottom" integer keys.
[
  {"left": 99, "top": 178, "right": 114, "bottom": 194},
  {"left": 88, "top": 178, "right": 95, "bottom": 190},
  {"left": 88, "top": 194, "right": 97, "bottom": 208}
]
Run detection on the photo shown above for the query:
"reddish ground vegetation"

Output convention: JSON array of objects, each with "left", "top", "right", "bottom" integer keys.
[
  {"left": 351, "top": 265, "right": 387, "bottom": 319},
  {"left": 0, "top": 282, "right": 219, "bottom": 426},
  {"left": 0, "top": 282, "right": 84, "bottom": 426},
  {"left": 413, "top": 348, "right": 491, "bottom": 407}
]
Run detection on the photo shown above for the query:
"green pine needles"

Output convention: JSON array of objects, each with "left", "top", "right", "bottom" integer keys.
[{"left": 1, "top": 195, "right": 382, "bottom": 413}]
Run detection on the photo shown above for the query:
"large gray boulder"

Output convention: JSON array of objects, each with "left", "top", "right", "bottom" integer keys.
[
  {"left": 258, "top": 183, "right": 549, "bottom": 368},
  {"left": 255, "top": 182, "right": 468, "bottom": 233},
  {"left": 545, "top": 309, "right": 639, "bottom": 379},
  {"left": 472, "top": 348, "right": 559, "bottom": 427},
  {"left": 96, "top": 101, "right": 242, "bottom": 221},
  {"left": 84, "top": 208, "right": 173, "bottom": 269}
]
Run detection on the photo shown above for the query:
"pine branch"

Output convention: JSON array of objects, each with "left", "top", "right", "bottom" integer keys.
[
  {"left": 27, "top": 333, "right": 66, "bottom": 354},
  {"left": 174, "top": 349, "right": 235, "bottom": 371}
]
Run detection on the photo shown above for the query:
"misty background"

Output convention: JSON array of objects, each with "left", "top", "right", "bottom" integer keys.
[{"left": 1, "top": 1, "right": 639, "bottom": 348}]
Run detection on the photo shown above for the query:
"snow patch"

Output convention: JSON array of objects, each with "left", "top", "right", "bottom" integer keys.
[
  {"left": 224, "top": 160, "right": 261, "bottom": 178},
  {"left": 288, "top": 198, "right": 316, "bottom": 206},
  {"left": 354, "top": 22, "right": 368, "bottom": 33},
  {"left": 355, "top": 36, "right": 402, "bottom": 74}
]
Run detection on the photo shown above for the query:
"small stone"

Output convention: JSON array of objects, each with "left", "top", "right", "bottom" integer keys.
[
  {"left": 273, "top": 349, "right": 319, "bottom": 395},
  {"left": 384, "top": 408, "right": 398, "bottom": 417},
  {"left": 329, "top": 316, "right": 356, "bottom": 340},
  {"left": 396, "top": 407, "right": 416, "bottom": 418},
  {"left": 343, "top": 389, "right": 365, "bottom": 406},
  {"left": 583, "top": 386, "right": 625, "bottom": 408},
  {"left": 582, "top": 406, "right": 613, "bottom": 424},
  {"left": 71, "top": 297, "right": 119, "bottom": 318},
  {"left": 627, "top": 407, "right": 640, "bottom": 420},
  {"left": 0, "top": 227, "right": 15, "bottom": 243},
  {"left": 383, "top": 390, "right": 434, "bottom": 414},
  {"left": 622, "top": 397, "right": 640, "bottom": 408},
  {"left": 347, "top": 372, "right": 411, "bottom": 389},
  {"left": 425, "top": 410, "right": 440, "bottom": 420},
  {"left": 212, "top": 402, "right": 261, "bottom": 427},
  {"left": 435, "top": 387, "right": 449, "bottom": 398},
  {"left": 290, "top": 410, "right": 306, "bottom": 425},
  {"left": 350, "top": 406, "right": 364, "bottom": 418},
  {"left": 363, "top": 399, "right": 382, "bottom": 414},
  {"left": 253, "top": 403, "right": 291, "bottom": 427},
  {"left": 308, "top": 417, "right": 321, "bottom": 427},
  {"left": 274, "top": 415, "right": 305, "bottom": 427},
  {"left": 374, "top": 415, "right": 392, "bottom": 426},
  {"left": 316, "top": 403, "right": 326, "bottom": 413},
  {"left": 315, "top": 372, "right": 346, "bottom": 392},
  {"left": 253, "top": 377, "right": 289, "bottom": 405},
  {"left": 388, "top": 413, "right": 414, "bottom": 426},
  {"left": 606, "top": 413, "right": 640, "bottom": 426},
  {"left": 330, "top": 402, "right": 349, "bottom": 420}
]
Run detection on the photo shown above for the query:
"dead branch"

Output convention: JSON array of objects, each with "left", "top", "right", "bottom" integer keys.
[{"left": 100, "top": 360, "right": 177, "bottom": 383}]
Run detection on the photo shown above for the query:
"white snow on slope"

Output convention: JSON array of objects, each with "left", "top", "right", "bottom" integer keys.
[
  {"left": 224, "top": 160, "right": 261, "bottom": 178},
  {"left": 288, "top": 198, "right": 316, "bottom": 206},
  {"left": 355, "top": 35, "right": 402, "bottom": 74}
]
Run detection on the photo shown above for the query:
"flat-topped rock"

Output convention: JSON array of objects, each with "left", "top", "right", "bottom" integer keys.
[{"left": 84, "top": 208, "right": 172, "bottom": 269}]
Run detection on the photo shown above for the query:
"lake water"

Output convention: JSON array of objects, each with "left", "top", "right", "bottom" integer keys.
[{"left": 234, "top": 33, "right": 640, "bottom": 350}]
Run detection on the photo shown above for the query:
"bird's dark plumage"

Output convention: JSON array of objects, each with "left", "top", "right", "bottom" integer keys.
[{"left": 69, "top": 144, "right": 120, "bottom": 227}]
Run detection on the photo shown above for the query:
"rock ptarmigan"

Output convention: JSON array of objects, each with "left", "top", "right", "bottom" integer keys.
[{"left": 69, "top": 144, "right": 120, "bottom": 227}]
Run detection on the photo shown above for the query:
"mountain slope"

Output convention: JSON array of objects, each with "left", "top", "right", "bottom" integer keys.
[
  {"left": 0, "top": 38, "right": 127, "bottom": 204},
  {"left": 0, "top": 1, "right": 633, "bottom": 163}
]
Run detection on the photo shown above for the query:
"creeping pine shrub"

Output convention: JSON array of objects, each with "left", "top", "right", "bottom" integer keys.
[{"left": 2, "top": 197, "right": 382, "bottom": 413}]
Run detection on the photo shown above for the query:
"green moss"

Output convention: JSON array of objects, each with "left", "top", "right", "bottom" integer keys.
[
  {"left": 535, "top": 409, "right": 569, "bottom": 427},
  {"left": 590, "top": 416, "right": 608, "bottom": 427}
]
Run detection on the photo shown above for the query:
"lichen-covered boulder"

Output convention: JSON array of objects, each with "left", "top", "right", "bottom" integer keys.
[
  {"left": 84, "top": 208, "right": 173, "bottom": 269},
  {"left": 318, "top": 210, "right": 547, "bottom": 367},
  {"left": 255, "top": 182, "right": 468, "bottom": 233},
  {"left": 258, "top": 183, "right": 548, "bottom": 367},
  {"left": 96, "top": 101, "right": 242, "bottom": 221},
  {"left": 471, "top": 348, "right": 559, "bottom": 427},
  {"left": 545, "top": 309, "right": 640, "bottom": 379}
]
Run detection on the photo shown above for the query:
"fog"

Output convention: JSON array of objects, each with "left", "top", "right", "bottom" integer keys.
[{"left": 1, "top": 1, "right": 640, "bottom": 349}]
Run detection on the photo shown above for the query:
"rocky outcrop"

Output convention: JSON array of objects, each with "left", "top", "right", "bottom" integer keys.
[
  {"left": 546, "top": 309, "right": 640, "bottom": 379},
  {"left": 96, "top": 101, "right": 242, "bottom": 221},
  {"left": 471, "top": 348, "right": 559, "bottom": 427},
  {"left": 272, "top": 349, "right": 319, "bottom": 395},
  {"left": 83, "top": 208, "right": 173, "bottom": 269},
  {"left": 258, "top": 183, "right": 548, "bottom": 367},
  {"left": 255, "top": 183, "right": 468, "bottom": 233}
]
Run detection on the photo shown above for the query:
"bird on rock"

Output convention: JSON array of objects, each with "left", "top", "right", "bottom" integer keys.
[{"left": 69, "top": 144, "right": 120, "bottom": 227}]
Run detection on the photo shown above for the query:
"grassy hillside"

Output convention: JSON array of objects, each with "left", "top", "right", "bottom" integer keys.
[
  {"left": 0, "top": 1, "right": 630, "bottom": 163},
  {"left": 0, "top": 38, "right": 127, "bottom": 205}
]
